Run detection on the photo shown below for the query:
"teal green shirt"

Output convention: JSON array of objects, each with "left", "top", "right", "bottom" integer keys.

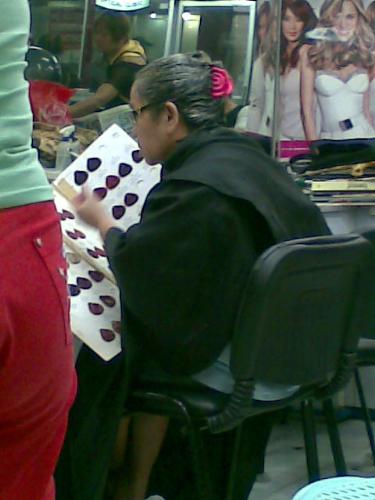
[{"left": 0, "top": 0, "right": 52, "bottom": 209}]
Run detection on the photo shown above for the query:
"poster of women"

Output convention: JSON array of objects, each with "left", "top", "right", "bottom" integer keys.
[{"left": 245, "top": 0, "right": 375, "bottom": 150}]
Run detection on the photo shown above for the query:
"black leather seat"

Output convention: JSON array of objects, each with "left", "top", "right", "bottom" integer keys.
[{"left": 125, "top": 234, "right": 374, "bottom": 500}]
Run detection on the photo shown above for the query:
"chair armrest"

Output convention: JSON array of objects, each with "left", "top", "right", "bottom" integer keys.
[
  {"left": 316, "top": 352, "right": 357, "bottom": 400},
  {"left": 206, "top": 380, "right": 255, "bottom": 434}
]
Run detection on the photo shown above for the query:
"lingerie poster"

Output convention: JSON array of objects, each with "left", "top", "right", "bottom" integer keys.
[{"left": 245, "top": 0, "right": 375, "bottom": 157}]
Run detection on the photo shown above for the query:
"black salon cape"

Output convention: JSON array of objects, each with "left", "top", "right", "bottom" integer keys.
[{"left": 56, "top": 128, "right": 329, "bottom": 499}]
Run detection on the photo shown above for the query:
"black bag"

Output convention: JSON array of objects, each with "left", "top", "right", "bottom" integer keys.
[{"left": 290, "top": 138, "right": 375, "bottom": 174}]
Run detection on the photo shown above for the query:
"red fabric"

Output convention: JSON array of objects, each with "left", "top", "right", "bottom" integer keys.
[
  {"left": 0, "top": 201, "right": 76, "bottom": 500},
  {"left": 29, "top": 80, "right": 75, "bottom": 127}
]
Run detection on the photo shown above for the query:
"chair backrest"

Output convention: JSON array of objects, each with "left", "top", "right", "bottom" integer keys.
[{"left": 230, "top": 234, "right": 374, "bottom": 386}]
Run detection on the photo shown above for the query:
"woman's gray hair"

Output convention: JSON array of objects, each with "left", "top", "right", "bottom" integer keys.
[{"left": 133, "top": 53, "right": 225, "bottom": 130}]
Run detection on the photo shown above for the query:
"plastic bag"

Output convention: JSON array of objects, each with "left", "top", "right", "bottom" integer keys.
[{"left": 29, "top": 80, "right": 75, "bottom": 127}]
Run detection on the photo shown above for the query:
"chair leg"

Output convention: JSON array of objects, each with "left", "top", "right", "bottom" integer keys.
[
  {"left": 300, "top": 399, "right": 320, "bottom": 483},
  {"left": 322, "top": 398, "right": 347, "bottom": 476},
  {"left": 188, "top": 423, "right": 214, "bottom": 500},
  {"left": 225, "top": 425, "right": 243, "bottom": 500},
  {"left": 354, "top": 368, "right": 375, "bottom": 465},
  {"left": 225, "top": 412, "right": 278, "bottom": 500}
]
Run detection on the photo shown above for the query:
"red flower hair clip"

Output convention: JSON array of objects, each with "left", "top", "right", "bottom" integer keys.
[{"left": 210, "top": 66, "right": 234, "bottom": 100}]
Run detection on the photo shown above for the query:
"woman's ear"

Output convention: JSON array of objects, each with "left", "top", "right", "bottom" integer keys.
[
  {"left": 164, "top": 101, "right": 180, "bottom": 126},
  {"left": 164, "top": 101, "right": 189, "bottom": 140}
]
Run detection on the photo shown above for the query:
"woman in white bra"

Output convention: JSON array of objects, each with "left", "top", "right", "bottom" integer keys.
[{"left": 301, "top": 0, "right": 375, "bottom": 140}]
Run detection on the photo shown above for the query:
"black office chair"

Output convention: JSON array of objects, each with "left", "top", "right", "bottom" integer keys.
[{"left": 125, "top": 234, "right": 374, "bottom": 500}]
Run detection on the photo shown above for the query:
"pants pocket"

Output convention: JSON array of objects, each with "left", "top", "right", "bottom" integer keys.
[{"left": 33, "top": 224, "right": 72, "bottom": 346}]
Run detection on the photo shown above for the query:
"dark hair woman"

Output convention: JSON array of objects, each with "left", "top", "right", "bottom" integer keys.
[
  {"left": 68, "top": 53, "right": 329, "bottom": 499},
  {"left": 69, "top": 12, "right": 146, "bottom": 119}
]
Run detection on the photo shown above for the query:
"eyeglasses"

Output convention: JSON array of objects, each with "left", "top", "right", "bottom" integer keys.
[{"left": 131, "top": 101, "right": 165, "bottom": 122}]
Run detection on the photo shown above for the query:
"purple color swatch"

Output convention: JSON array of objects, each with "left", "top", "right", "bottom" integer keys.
[
  {"left": 69, "top": 284, "right": 80, "bottom": 297},
  {"left": 124, "top": 193, "right": 139, "bottom": 207},
  {"left": 94, "top": 187, "right": 107, "bottom": 200},
  {"left": 112, "top": 205, "right": 126, "bottom": 220},
  {"left": 100, "top": 329, "right": 116, "bottom": 342},
  {"left": 74, "top": 170, "right": 88, "bottom": 186},
  {"left": 88, "top": 270, "right": 105, "bottom": 282},
  {"left": 119, "top": 163, "right": 132, "bottom": 177},
  {"left": 77, "top": 277, "right": 92, "bottom": 289},
  {"left": 87, "top": 157, "right": 102, "bottom": 172},
  {"left": 106, "top": 175, "right": 120, "bottom": 189},
  {"left": 88, "top": 303, "right": 104, "bottom": 315},
  {"left": 87, "top": 248, "right": 99, "bottom": 259},
  {"left": 131, "top": 150, "right": 143, "bottom": 163},
  {"left": 100, "top": 295, "right": 116, "bottom": 307}
]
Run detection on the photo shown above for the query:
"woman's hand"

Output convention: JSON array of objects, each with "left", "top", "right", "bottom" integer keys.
[{"left": 72, "top": 187, "right": 116, "bottom": 240}]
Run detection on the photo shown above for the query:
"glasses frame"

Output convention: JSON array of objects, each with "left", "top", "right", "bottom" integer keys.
[{"left": 131, "top": 101, "right": 166, "bottom": 122}]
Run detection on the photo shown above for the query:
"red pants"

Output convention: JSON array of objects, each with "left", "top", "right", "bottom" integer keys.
[{"left": 0, "top": 201, "right": 76, "bottom": 500}]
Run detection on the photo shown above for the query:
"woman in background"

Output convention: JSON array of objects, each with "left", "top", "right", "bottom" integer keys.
[
  {"left": 243, "top": 1, "right": 271, "bottom": 132},
  {"left": 246, "top": 0, "right": 317, "bottom": 139},
  {"left": 0, "top": 1, "right": 76, "bottom": 499},
  {"left": 69, "top": 12, "right": 146, "bottom": 119},
  {"left": 278, "top": 0, "right": 317, "bottom": 139},
  {"left": 301, "top": 0, "right": 375, "bottom": 140}
]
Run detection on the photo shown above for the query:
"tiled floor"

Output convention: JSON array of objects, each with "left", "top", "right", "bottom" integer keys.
[{"left": 249, "top": 415, "right": 375, "bottom": 499}]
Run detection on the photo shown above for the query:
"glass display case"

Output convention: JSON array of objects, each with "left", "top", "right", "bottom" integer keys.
[
  {"left": 29, "top": 0, "right": 257, "bottom": 103},
  {"left": 29, "top": 0, "right": 86, "bottom": 86}
]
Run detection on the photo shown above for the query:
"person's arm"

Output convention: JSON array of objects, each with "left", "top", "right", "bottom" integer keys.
[
  {"left": 300, "top": 48, "right": 318, "bottom": 141},
  {"left": 69, "top": 83, "right": 119, "bottom": 119},
  {"left": 72, "top": 187, "right": 119, "bottom": 240},
  {"left": 363, "top": 84, "right": 374, "bottom": 127},
  {"left": 246, "top": 57, "right": 265, "bottom": 132},
  {"left": 364, "top": 67, "right": 375, "bottom": 127},
  {"left": 234, "top": 105, "right": 251, "bottom": 129}
]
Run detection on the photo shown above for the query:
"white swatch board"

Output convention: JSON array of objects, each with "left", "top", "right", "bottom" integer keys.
[{"left": 54, "top": 124, "right": 161, "bottom": 360}]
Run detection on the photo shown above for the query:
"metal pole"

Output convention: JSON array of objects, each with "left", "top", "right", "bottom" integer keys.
[
  {"left": 271, "top": 0, "right": 282, "bottom": 160},
  {"left": 242, "top": 2, "right": 256, "bottom": 104},
  {"left": 78, "top": 0, "right": 91, "bottom": 81},
  {"left": 174, "top": 0, "right": 184, "bottom": 53},
  {"left": 163, "top": 0, "right": 176, "bottom": 56}
]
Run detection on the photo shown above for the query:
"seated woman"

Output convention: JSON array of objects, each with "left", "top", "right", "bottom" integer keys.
[
  {"left": 71, "top": 54, "right": 330, "bottom": 500},
  {"left": 69, "top": 12, "right": 146, "bottom": 119}
]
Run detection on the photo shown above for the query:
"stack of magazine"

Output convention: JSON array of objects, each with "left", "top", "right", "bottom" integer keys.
[{"left": 308, "top": 176, "right": 375, "bottom": 205}]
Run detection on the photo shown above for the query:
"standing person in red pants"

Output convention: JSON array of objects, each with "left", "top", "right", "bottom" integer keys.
[{"left": 0, "top": 1, "right": 76, "bottom": 499}]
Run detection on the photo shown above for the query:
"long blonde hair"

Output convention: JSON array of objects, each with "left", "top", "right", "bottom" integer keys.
[{"left": 308, "top": 0, "right": 375, "bottom": 70}]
